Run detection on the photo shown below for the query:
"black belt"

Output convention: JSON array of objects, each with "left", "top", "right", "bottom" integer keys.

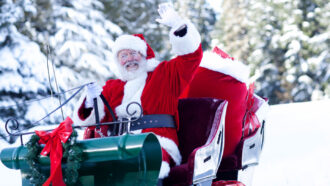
[{"left": 121, "top": 114, "right": 176, "bottom": 131}]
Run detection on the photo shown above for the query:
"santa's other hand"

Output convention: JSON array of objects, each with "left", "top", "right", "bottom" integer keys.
[{"left": 85, "top": 82, "right": 102, "bottom": 108}]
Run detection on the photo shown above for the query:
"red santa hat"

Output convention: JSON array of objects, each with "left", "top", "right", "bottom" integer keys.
[{"left": 112, "top": 34, "right": 159, "bottom": 71}]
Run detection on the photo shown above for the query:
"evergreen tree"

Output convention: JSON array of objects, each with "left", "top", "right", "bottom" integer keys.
[
  {"left": 101, "top": 0, "right": 170, "bottom": 59},
  {"left": 101, "top": 0, "right": 216, "bottom": 59},
  {"left": 0, "top": 0, "right": 122, "bottom": 143},
  {"left": 0, "top": 0, "right": 50, "bottom": 143},
  {"left": 294, "top": 0, "right": 330, "bottom": 101},
  {"left": 175, "top": 0, "right": 216, "bottom": 51},
  {"left": 28, "top": 0, "right": 122, "bottom": 90},
  {"left": 247, "top": 0, "right": 292, "bottom": 104},
  {"left": 212, "top": 0, "right": 250, "bottom": 61},
  {"left": 214, "top": 0, "right": 330, "bottom": 104}
]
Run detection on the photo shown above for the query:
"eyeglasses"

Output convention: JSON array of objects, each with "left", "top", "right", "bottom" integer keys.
[{"left": 118, "top": 51, "right": 140, "bottom": 61}]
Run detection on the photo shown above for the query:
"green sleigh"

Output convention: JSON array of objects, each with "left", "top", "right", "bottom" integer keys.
[{"left": 1, "top": 91, "right": 267, "bottom": 185}]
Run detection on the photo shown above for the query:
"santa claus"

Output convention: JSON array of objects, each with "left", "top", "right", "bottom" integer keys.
[{"left": 72, "top": 3, "right": 202, "bottom": 179}]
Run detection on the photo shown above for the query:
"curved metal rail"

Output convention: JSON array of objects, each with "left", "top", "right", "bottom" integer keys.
[{"left": 5, "top": 101, "right": 143, "bottom": 145}]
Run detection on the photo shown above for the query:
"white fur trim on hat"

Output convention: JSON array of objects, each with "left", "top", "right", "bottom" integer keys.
[
  {"left": 159, "top": 161, "right": 170, "bottom": 179},
  {"left": 156, "top": 135, "right": 182, "bottom": 166},
  {"left": 113, "top": 35, "right": 147, "bottom": 58},
  {"left": 200, "top": 51, "right": 250, "bottom": 84}
]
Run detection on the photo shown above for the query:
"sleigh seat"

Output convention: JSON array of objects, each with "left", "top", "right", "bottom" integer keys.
[{"left": 163, "top": 98, "right": 228, "bottom": 186}]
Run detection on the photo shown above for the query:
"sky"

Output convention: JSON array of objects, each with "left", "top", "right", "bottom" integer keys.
[{"left": 1, "top": 99, "right": 330, "bottom": 186}]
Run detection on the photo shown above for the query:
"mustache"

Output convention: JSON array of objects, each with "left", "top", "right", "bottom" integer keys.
[{"left": 124, "top": 61, "right": 139, "bottom": 68}]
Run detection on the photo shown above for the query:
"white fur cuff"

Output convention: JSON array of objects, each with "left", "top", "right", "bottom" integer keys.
[
  {"left": 72, "top": 92, "right": 106, "bottom": 126},
  {"left": 159, "top": 161, "right": 170, "bottom": 179},
  {"left": 156, "top": 135, "right": 182, "bottom": 166}
]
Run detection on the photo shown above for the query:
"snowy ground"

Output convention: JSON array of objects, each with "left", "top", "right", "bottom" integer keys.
[
  {"left": 252, "top": 99, "right": 330, "bottom": 186},
  {"left": 0, "top": 99, "right": 329, "bottom": 186}
]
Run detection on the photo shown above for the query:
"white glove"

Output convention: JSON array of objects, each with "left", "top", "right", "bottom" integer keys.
[
  {"left": 156, "top": 3, "right": 182, "bottom": 28},
  {"left": 85, "top": 82, "right": 103, "bottom": 108}
]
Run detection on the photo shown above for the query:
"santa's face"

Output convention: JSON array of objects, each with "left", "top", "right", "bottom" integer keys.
[
  {"left": 117, "top": 49, "right": 147, "bottom": 81},
  {"left": 118, "top": 49, "right": 143, "bottom": 72}
]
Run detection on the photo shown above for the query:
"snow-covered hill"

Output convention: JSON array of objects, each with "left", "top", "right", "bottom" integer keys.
[
  {"left": 252, "top": 99, "right": 330, "bottom": 186},
  {"left": 1, "top": 99, "right": 329, "bottom": 186},
  {"left": 253, "top": 100, "right": 330, "bottom": 186}
]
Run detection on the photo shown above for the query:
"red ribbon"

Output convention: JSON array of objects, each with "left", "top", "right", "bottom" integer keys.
[
  {"left": 243, "top": 83, "right": 261, "bottom": 137},
  {"left": 212, "top": 46, "right": 235, "bottom": 61},
  {"left": 35, "top": 117, "right": 73, "bottom": 186}
]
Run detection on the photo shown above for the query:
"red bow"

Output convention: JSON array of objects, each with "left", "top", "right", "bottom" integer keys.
[
  {"left": 243, "top": 83, "right": 261, "bottom": 137},
  {"left": 35, "top": 117, "right": 73, "bottom": 186}
]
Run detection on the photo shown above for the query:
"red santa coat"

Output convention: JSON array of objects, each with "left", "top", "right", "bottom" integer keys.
[
  {"left": 181, "top": 47, "right": 250, "bottom": 158},
  {"left": 72, "top": 20, "right": 202, "bottom": 178}
]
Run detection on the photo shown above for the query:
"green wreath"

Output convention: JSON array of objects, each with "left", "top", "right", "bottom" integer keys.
[{"left": 25, "top": 130, "right": 83, "bottom": 186}]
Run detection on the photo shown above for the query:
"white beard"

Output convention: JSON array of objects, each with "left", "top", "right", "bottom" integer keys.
[
  {"left": 115, "top": 59, "right": 148, "bottom": 119},
  {"left": 118, "top": 58, "right": 148, "bottom": 81}
]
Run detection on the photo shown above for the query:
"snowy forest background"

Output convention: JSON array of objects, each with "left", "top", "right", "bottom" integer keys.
[{"left": 0, "top": 0, "right": 329, "bottom": 144}]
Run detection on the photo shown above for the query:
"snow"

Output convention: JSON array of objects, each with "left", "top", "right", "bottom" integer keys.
[
  {"left": 285, "top": 40, "right": 301, "bottom": 58},
  {"left": 0, "top": 47, "right": 19, "bottom": 70},
  {"left": 207, "top": 0, "right": 222, "bottom": 13},
  {"left": 309, "top": 33, "right": 329, "bottom": 44},
  {"left": 0, "top": 25, "right": 48, "bottom": 93},
  {"left": 252, "top": 99, "right": 330, "bottom": 186},
  {"left": 1, "top": 99, "right": 330, "bottom": 185}
]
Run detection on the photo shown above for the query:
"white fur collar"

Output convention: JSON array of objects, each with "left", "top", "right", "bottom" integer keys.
[
  {"left": 115, "top": 73, "right": 148, "bottom": 118},
  {"left": 146, "top": 58, "right": 161, "bottom": 72},
  {"left": 200, "top": 51, "right": 250, "bottom": 84}
]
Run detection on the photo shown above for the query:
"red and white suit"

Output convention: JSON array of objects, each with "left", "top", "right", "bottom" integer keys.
[{"left": 73, "top": 20, "right": 202, "bottom": 178}]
